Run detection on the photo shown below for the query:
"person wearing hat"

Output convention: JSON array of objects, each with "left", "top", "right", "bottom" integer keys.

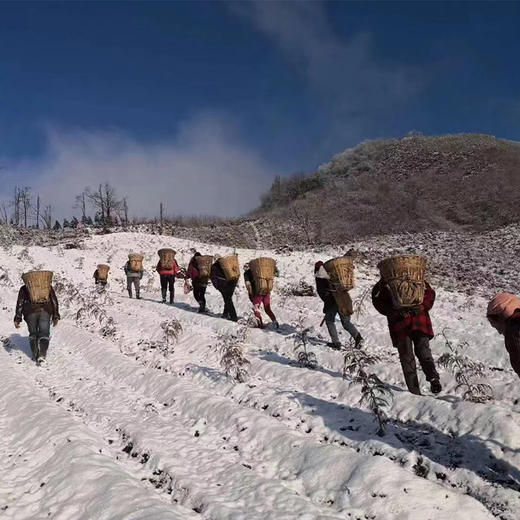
[
  {"left": 487, "top": 293, "right": 520, "bottom": 378},
  {"left": 14, "top": 279, "right": 60, "bottom": 364},
  {"left": 314, "top": 261, "right": 363, "bottom": 349},
  {"left": 210, "top": 255, "right": 238, "bottom": 321}
]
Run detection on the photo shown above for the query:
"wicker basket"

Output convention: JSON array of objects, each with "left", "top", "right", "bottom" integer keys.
[
  {"left": 219, "top": 254, "right": 240, "bottom": 282},
  {"left": 158, "top": 248, "right": 176, "bottom": 270},
  {"left": 22, "top": 270, "right": 53, "bottom": 303},
  {"left": 97, "top": 264, "right": 110, "bottom": 281},
  {"left": 128, "top": 253, "right": 144, "bottom": 272},
  {"left": 249, "top": 257, "right": 275, "bottom": 296},
  {"left": 377, "top": 255, "right": 426, "bottom": 308},
  {"left": 324, "top": 257, "right": 354, "bottom": 291},
  {"left": 195, "top": 255, "right": 214, "bottom": 280}
]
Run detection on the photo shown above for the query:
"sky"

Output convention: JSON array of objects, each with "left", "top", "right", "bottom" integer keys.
[{"left": 1, "top": 1, "right": 519, "bottom": 221}]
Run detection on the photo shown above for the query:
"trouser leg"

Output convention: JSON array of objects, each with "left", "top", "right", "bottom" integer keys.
[
  {"left": 339, "top": 314, "right": 360, "bottom": 340},
  {"left": 160, "top": 276, "right": 167, "bottom": 301},
  {"left": 396, "top": 336, "right": 421, "bottom": 395},
  {"left": 194, "top": 284, "right": 206, "bottom": 311},
  {"left": 262, "top": 295, "right": 277, "bottom": 323},
  {"left": 168, "top": 277, "right": 174, "bottom": 303},
  {"left": 134, "top": 278, "right": 140, "bottom": 298},
  {"left": 127, "top": 277, "right": 133, "bottom": 298},
  {"left": 413, "top": 333, "right": 439, "bottom": 382},
  {"left": 325, "top": 309, "right": 340, "bottom": 344},
  {"left": 25, "top": 313, "right": 40, "bottom": 359},
  {"left": 222, "top": 289, "right": 237, "bottom": 321},
  {"left": 38, "top": 312, "right": 51, "bottom": 359}
]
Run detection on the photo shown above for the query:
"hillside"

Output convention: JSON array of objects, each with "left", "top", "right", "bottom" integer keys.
[
  {"left": 162, "top": 133, "right": 520, "bottom": 249},
  {"left": 1, "top": 231, "right": 520, "bottom": 519}
]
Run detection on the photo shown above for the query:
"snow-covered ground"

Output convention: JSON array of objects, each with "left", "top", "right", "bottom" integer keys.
[{"left": 0, "top": 232, "right": 519, "bottom": 519}]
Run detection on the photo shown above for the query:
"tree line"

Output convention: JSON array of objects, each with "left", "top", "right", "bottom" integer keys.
[{"left": 1, "top": 183, "right": 129, "bottom": 230}]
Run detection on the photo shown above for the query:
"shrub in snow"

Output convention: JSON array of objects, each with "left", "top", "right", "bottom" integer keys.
[
  {"left": 278, "top": 278, "right": 315, "bottom": 297},
  {"left": 343, "top": 342, "right": 393, "bottom": 436},
  {"left": 437, "top": 329, "right": 494, "bottom": 404},
  {"left": 289, "top": 314, "right": 318, "bottom": 369},
  {"left": 159, "top": 319, "right": 183, "bottom": 354},
  {"left": 352, "top": 286, "right": 371, "bottom": 320},
  {"left": 218, "top": 327, "right": 251, "bottom": 383}
]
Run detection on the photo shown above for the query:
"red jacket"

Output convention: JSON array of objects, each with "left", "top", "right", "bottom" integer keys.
[
  {"left": 156, "top": 260, "right": 179, "bottom": 277},
  {"left": 372, "top": 280, "right": 435, "bottom": 345}
]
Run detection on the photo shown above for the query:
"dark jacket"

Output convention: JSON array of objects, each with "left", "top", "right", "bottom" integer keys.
[
  {"left": 15, "top": 285, "right": 60, "bottom": 323},
  {"left": 372, "top": 280, "right": 435, "bottom": 345},
  {"left": 315, "top": 277, "right": 337, "bottom": 313},
  {"left": 243, "top": 268, "right": 258, "bottom": 298},
  {"left": 210, "top": 262, "right": 237, "bottom": 293}
]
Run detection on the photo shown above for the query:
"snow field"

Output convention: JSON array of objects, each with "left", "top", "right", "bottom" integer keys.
[{"left": 0, "top": 232, "right": 519, "bottom": 519}]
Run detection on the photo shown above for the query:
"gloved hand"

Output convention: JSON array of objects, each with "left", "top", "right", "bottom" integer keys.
[{"left": 14, "top": 321, "right": 21, "bottom": 329}]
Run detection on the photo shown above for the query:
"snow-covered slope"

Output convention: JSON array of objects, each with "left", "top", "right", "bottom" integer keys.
[{"left": 0, "top": 232, "right": 519, "bottom": 519}]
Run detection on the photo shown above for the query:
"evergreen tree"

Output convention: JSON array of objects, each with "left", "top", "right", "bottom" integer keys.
[
  {"left": 63, "top": 218, "right": 70, "bottom": 228},
  {"left": 71, "top": 216, "right": 79, "bottom": 228},
  {"left": 53, "top": 220, "right": 61, "bottom": 231}
]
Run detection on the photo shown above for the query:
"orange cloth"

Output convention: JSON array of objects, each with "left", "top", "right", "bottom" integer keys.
[{"left": 487, "top": 293, "right": 520, "bottom": 320}]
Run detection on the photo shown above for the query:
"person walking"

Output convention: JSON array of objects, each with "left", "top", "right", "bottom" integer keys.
[
  {"left": 210, "top": 256, "right": 238, "bottom": 321},
  {"left": 186, "top": 252, "right": 209, "bottom": 313},
  {"left": 156, "top": 256, "right": 180, "bottom": 304},
  {"left": 487, "top": 293, "right": 520, "bottom": 379},
  {"left": 314, "top": 261, "right": 363, "bottom": 349},
  {"left": 14, "top": 277, "right": 60, "bottom": 364},
  {"left": 372, "top": 278, "right": 442, "bottom": 395},
  {"left": 244, "top": 263, "right": 278, "bottom": 329},
  {"left": 124, "top": 258, "right": 143, "bottom": 299}
]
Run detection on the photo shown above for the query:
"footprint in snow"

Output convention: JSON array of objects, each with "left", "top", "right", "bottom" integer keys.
[{"left": 191, "top": 418, "right": 207, "bottom": 437}]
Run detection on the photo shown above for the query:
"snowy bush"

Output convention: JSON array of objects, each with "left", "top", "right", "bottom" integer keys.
[
  {"left": 437, "top": 329, "right": 494, "bottom": 404},
  {"left": 343, "top": 342, "right": 393, "bottom": 436},
  {"left": 218, "top": 327, "right": 251, "bottom": 383},
  {"left": 289, "top": 314, "right": 318, "bottom": 369},
  {"left": 278, "top": 278, "right": 315, "bottom": 297}
]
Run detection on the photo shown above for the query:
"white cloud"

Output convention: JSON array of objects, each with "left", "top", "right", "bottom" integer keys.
[
  {"left": 232, "top": 2, "right": 417, "bottom": 115},
  {"left": 2, "top": 112, "right": 276, "bottom": 221}
]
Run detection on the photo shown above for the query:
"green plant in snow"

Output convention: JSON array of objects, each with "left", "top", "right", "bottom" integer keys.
[
  {"left": 343, "top": 341, "right": 393, "bottom": 436},
  {"left": 437, "top": 329, "right": 493, "bottom": 404}
]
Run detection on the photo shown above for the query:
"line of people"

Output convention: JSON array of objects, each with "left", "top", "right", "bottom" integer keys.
[{"left": 12, "top": 253, "right": 520, "bottom": 397}]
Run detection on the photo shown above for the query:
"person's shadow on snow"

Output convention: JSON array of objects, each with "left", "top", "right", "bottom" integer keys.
[
  {"left": 5, "top": 333, "right": 32, "bottom": 360},
  {"left": 286, "top": 390, "right": 520, "bottom": 492}
]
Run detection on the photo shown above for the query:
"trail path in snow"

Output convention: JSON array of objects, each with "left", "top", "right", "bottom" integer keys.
[{"left": 0, "top": 232, "right": 519, "bottom": 519}]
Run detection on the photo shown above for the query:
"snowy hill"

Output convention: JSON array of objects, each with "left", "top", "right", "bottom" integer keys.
[{"left": 1, "top": 231, "right": 519, "bottom": 519}]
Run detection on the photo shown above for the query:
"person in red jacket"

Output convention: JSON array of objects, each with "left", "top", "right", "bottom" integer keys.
[
  {"left": 487, "top": 293, "right": 520, "bottom": 379},
  {"left": 156, "top": 257, "right": 181, "bottom": 304},
  {"left": 372, "top": 279, "right": 441, "bottom": 395}
]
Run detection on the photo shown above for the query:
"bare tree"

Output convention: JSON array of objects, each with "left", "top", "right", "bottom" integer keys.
[
  {"left": 42, "top": 205, "right": 52, "bottom": 230},
  {"left": 74, "top": 192, "right": 87, "bottom": 222},
  {"left": 84, "top": 183, "right": 122, "bottom": 227},
  {"left": 18, "top": 187, "right": 31, "bottom": 228},
  {"left": 0, "top": 202, "right": 8, "bottom": 225}
]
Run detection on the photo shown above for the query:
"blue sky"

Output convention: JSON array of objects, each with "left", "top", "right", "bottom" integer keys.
[{"left": 1, "top": 1, "right": 519, "bottom": 218}]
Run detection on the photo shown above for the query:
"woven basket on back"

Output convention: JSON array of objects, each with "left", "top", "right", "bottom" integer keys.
[
  {"left": 249, "top": 257, "right": 275, "bottom": 296},
  {"left": 195, "top": 255, "right": 214, "bottom": 280},
  {"left": 97, "top": 264, "right": 110, "bottom": 281},
  {"left": 22, "top": 270, "right": 53, "bottom": 303},
  {"left": 158, "top": 248, "right": 176, "bottom": 270},
  {"left": 378, "top": 255, "right": 426, "bottom": 308},
  {"left": 128, "top": 253, "right": 144, "bottom": 272},
  {"left": 218, "top": 254, "right": 240, "bottom": 282},
  {"left": 323, "top": 257, "right": 354, "bottom": 291}
]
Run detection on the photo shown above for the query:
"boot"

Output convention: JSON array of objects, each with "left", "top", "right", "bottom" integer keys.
[
  {"left": 128, "top": 290, "right": 133, "bottom": 299},
  {"left": 39, "top": 338, "right": 49, "bottom": 360},
  {"left": 161, "top": 289, "right": 167, "bottom": 303},
  {"left": 29, "top": 338, "right": 39, "bottom": 361},
  {"left": 327, "top": 341, "right": 342, "bottom": 350},
  {"left": 430, "top": 378, "right": 442, "bottom": 394}
]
